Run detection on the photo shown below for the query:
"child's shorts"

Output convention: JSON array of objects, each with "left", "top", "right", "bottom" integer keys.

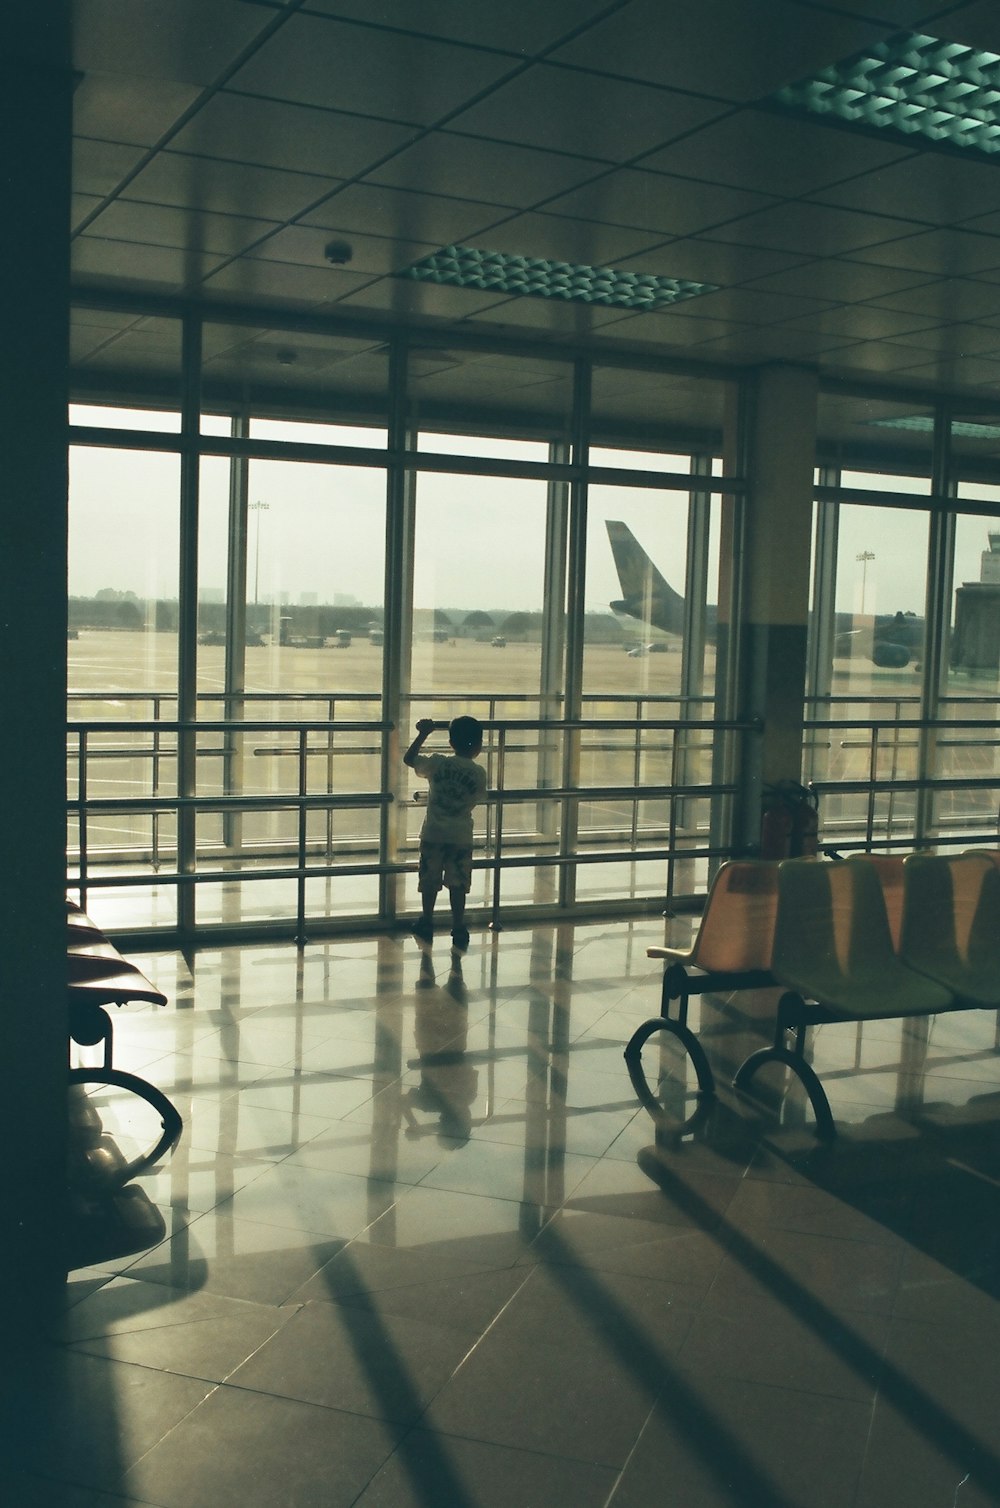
[{"left": 418, "top": 841, "right": 473, "bottom": 894}]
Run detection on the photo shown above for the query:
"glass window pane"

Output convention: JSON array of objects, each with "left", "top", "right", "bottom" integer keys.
[
  {"left": 410, "top": 471, "right": 548, "bottom": 709},
  {"left": 806, "top": 499, "right": 930, "bottom": 851},
  {"left": 583, "top": 483, "right": 719, "bottom": 709},
  {"left": 827, "top": 503, "right": 929, "bottom": 691},
  {"left": 69, "top": 445, "right": 180, "bottom": 699},
  {"left": 234, "top": 459, "right": 386, "bottom": 696}
]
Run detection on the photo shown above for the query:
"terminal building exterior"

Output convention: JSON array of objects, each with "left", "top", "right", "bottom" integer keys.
[{"left": 8, "top": 5, "right": 1000, "bottom": 1503}]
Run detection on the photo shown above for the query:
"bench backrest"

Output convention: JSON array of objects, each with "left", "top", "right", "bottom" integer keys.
[
  {"left": 846, "top": 853, "right": 905, "bottom": 951},
  {"left": 773, "top": 858, "right": 896, "bottom": 992},
  {"left": 900, "top": 852, "right": 1000, "bottom": 1000},
  {"left": 689, "top": 860, "right": 780, "bottom": 974}
]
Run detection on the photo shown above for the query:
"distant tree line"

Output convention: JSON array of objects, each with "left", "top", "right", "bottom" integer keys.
[{"left": 69, "top": 594, "right": 627, "bottom": 644}]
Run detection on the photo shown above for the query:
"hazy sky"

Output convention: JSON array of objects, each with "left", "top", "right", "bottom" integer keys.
[{"left": 68, "top": 409, "right": 996, "bottom": 620}]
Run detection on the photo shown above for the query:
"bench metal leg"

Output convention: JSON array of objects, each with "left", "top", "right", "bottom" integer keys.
[
  {"left": 733, "top": 1046, "right": 836, "bottom": 1140},
  {"left": 68, "top": 1068, "right": 183, "bottom": 1185},
  {"left": 624, "top": 1015, "right": 716, "bottom": 1125},
  {"left": 732, "top": 993, "right": 836, "bottom": 1139}
]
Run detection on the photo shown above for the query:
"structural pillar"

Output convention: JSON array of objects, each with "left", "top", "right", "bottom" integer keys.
[
  {"left": 0, "top": 10, "right": 72, "bottom": 1292},
  {"left": 732, "top": 365, "right": 818, "bottom": 851}
]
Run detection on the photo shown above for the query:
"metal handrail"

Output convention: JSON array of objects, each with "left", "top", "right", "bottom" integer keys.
[{"left": 67, "top": 701, "right": 755, "bottom": 937}]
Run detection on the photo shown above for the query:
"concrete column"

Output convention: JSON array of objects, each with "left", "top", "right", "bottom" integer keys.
[
  {"left": 0, "top": 9, "right": 72, "bottom": 1292},
  {"left": 732, "top": 365, "right": 818, "bottom": 850}
]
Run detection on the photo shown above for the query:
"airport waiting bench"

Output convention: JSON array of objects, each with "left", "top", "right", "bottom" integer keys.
[
  {"left": 67, "top": 899, "right": 182, "bottom": 1182},
  {"left": 625, "top": 852, "right": 1000, "bottom": 1139}
]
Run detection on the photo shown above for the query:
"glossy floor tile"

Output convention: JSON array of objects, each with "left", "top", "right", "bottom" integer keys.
[{"left": 12, "top": 918, "right": 1000, "bottom": 1505}]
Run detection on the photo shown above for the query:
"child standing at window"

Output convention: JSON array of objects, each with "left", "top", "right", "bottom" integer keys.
[{"left": 404, "top": 715, "right": 486, "bottom": 949}]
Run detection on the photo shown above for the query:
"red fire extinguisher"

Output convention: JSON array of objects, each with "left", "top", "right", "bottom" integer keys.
[
  {"left": 793, "top": 784, "right": 820, "bottom": 858},
  {"left": 761, "top": 781, "right": 820, "bottom": 859}
]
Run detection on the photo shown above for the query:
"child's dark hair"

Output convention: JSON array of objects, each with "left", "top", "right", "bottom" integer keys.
[{"left": 449, "top": 715, "right": 483, "bottom": 754}]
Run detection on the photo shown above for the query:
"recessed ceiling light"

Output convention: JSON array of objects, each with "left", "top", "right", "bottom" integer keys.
[
  {"left": 867, "top": 415, "right": 1000, "bottom": 439},
  {"left": 399, "top": 245, "right": 718, "bottom": 311},
  {"left": 770, "top": 32, "right": 1000, "bottom": 158}
]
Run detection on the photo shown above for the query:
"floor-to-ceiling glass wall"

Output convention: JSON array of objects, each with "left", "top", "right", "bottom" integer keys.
[
  {"left": 68, "top": 301, "right": 746, "bottom": 940},
  {"left": 806, "top": 388, "right": 1000, "bottom": 853}
]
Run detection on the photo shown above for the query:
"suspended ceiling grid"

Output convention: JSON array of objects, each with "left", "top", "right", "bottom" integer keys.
[{"left": 64, "top": 0, "right": 1000, "bottom": 447}]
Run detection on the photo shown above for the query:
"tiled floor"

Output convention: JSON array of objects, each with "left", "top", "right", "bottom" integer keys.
[{"left": 8, "top": 917, "right": 1000, "bottom": 1507}]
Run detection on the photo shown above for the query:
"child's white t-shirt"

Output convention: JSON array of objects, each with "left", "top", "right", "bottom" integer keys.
[{"left": 412, "top": 753, "right": 487, "bottom": 845}]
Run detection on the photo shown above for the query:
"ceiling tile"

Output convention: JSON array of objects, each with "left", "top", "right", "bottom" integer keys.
[
  {"left": 73, "top": 0, "right": 274, "bottom": 85},
  {"left": 229, "top": 13, "right": 520, "bottom": 125},
  {"left": 364, "top": 133, "right": 606, "bottom": 209},
  {"left": 780, "top": 306, "right": 946, "bottom": 341},
  {"left": 639, "top": 110, "right": 915, "bottom": 197},
  {"left": 676, "top": 286, "right": 839, "bottom": 325},
  {"left": 935, "top": 1, "right": 1000, "bottom": 56},
  {"left": 866, "top": 278, "right": 1000, "bottom": 320},
  {"left": 121, "top": 151, "right": 342, "bottom": 222},
  {"left": 463, "top": 295, "right": 627, "bottom": 338},
  {"left": 742, "top": 259, "right": 937, "bottom": 302},
  {"left": 70, "top": 307, "right": 142, "bottom": 372},
  {"left": 951, "top": 209, "right": 1000, "bottom": 241},
  {"left": 592, "top": 310, "right": 752, "bottom": 348},
  {"left": 694, "top": 326, "right": 861, "bottom": 360},
  {"left": 245, "top": 225, "right": 439, "bottom": 276},
  {"left": 896, "top": 356, "right": 1000, "bottom": 387},
  {"left": 846, "top": 228, "right": 1000, "bottom": 277},
  {"left": 454, "top": 212, "right": 667, "bottom": 268},
  {"left": 811, "top": 152, "right": 1000, "bottom": 226},
  {"left": 83, "top": 200, "right": 282, "bottom": 257},
  {"left": 612, "top": 238, "right": 810, "bottom": 285},
  {"left": 826, "top": 342, "right": 934, "bottom": 376},
  {"left": 73, "top": 74, "right": 202, "bottom": 148},
  {"left": 542, "top": 169, "right": 777, "bottom": 237},
  {"left": 73, "top": 137, "right": 148, "bottom": 198},
  {"left": 201, "top": 258, "right": 376, "bottom": 310},
  {"left": 72, "top": 236, "right": 227, "bottom": 292},
  {"left": 300, "top": 0, "right": 615, "bottom": 51},
  {"left": 300, "top": 184, "right": 512, "bottom": 246},
  {"left": 169, "top": 93, "right": 420, "bottom": 179},
  {"left": 548, "top": 0, "right": 896, "bottom": 102},
  {"left": 794, "top": 1, "right": 954, "bottom": 21},
  {"left": 72, "top": 193, "right": 105, "bottom": 232},
  {"left": 880, "top": 322, "right": 1000, "bottom": 355},
  {"left": 446, "top": 65, "right": 728, "bottom": 163},
  {"left": 333, "top": 275, "right": 513, "bottom": 321},
  {"left": 708, "top": 202, "right": 925, "bottom": 256}
]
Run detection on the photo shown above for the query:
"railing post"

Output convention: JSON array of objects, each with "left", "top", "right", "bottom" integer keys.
[
  {"left": 866, "top": 726, "right": 879, "bottom": 849},
  {"left": 490, "top": 724, "right": 506, "bottom": 932},
  {"left": 326, "top": 695, "right": 335, "bottom": 856},
  {"left": 78, "top": 729, "right": 88, "bottom": 910},
  {"left": 296, "top": 726, "right": 308, "bottom": 946},
  {"left": 630, "top": 697, "right": 641, "bottom": 852},
  {"left": 151, "top": 694, "right": 161, "bottom": 871}
]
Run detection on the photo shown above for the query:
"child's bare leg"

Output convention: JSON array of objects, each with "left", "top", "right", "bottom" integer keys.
[
  {"left": 448, "top": 887, "right": 466, "bottom": 928},
  {"left": 421, "top": 890, "right": 436, "bottom": 923}
]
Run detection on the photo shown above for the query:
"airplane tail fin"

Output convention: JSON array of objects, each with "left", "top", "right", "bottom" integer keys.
[{"left": 606, "top": 520, "right": 686, "bottom": 634}]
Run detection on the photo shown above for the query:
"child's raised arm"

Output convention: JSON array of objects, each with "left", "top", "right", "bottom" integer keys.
[{"left": 403, "top": 718, "right": 435, "bottom": 767}]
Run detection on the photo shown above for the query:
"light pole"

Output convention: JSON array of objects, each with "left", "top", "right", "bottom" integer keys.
[
  {"left": 250, "top": 501, "right": 269, "bottom": 605},
  {"left": 856, "top": 550, "right": 875, "bottom": 617}
]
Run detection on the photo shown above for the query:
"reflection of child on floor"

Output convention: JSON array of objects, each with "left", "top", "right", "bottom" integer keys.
[
  {"left": 404, "top": 715, "right": 487, "bottom": 950},
  {"left": 408, "top": 955, "right": 477, "bottom": 1143}
]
